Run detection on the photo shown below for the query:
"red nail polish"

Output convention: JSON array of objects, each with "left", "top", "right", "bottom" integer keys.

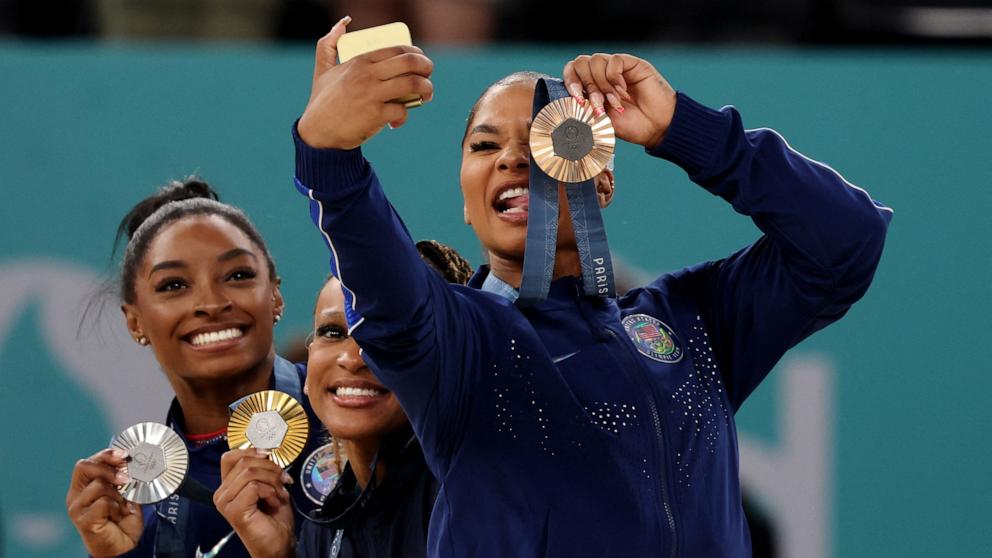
[
  {"left": 576, "top": 97, "right": 585, "bottom": 106},
  {"left": 616, "top": 106, "right": 625, "bottom": 114},
  {"left": 594, "top": 107, "right": 606, "bottom": 117}
]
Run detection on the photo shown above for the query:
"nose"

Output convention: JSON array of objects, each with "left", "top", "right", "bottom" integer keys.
[
  {"left": 496, "top": 142, "right": 529, "bottom": 172},
  {"left": 193, "top": 284, "right": 233, "bottom": 318},
  {"left": 336, "top": 339, "right": 366, "bottom": 373}
]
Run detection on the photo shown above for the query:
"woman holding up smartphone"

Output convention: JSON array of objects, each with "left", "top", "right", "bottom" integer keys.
[{"left": 288, "top": 18, "right": 890, "bottom": 557}]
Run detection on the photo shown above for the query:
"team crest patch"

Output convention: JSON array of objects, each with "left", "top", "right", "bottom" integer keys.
[
  {"left": 300, "top": 442, "right": 346, "bottom": 504},
  {"left": 622, "top": 314, "right": 684, "bottom": 363}
]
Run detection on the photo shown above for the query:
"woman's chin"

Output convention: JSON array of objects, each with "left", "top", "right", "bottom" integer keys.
[
  {"left": 175, "top": 354, "right": 264, "bottom": 384},
  {"left": 323, "top": 421, "right": 386, "bottom": 444}
]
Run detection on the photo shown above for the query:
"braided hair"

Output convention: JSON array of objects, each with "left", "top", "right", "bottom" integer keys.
[{"left": 415, "top": 240, "right": 474, "bottom": 285}]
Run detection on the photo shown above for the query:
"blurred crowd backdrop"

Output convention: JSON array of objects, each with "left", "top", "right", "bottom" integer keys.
[{"left": 0, "top": 1, "right": 989, "bottom": 557}]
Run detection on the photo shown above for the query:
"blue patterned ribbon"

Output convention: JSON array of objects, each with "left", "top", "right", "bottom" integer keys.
[{"left": 517, "top": 78, "right": 616, "bottom": 306}]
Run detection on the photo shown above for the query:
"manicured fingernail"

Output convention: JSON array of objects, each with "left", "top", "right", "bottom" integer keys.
[
  {"left": 617, "top": 85, "right": 632, "bottom": 101},
  {"left": 606, "top": 93, "right": 623, "bottom": 111},
  {"left": 339, "top": 15, "right": 352, "bottom": 25},
  {"left": 281, "top": 472, "right": 294, "bottom": 485},
  {"left": 387, "top": 123, "right": 395, "bottom": 130},
  {"left": 111, "top": 448, "right": 127, "bottom": 460},
  {"left": 615, "top": 105, "right": 625, "bottom": 114},
  {"left": 115, "top": 471, "right": 130, "bottom": 484},
  {"left": 255, "top": 448, "right": 270, "bottom": 457},
  {"left": 594, "top": 106, "right": 606, "bottom": 117},
  {"left": 568, "top": 84, "right": 584, "bottom": 101}
]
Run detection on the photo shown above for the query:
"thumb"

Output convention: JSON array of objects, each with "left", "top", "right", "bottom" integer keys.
[{"left": 313, "top": 16, "right": 352, "bottom": 77}]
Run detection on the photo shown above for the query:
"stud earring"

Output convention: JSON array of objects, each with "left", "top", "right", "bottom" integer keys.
[
  {"left": 136, "top": 335, "right": 149, "bottom": 346},
  {"left": 274, "top": 314, "right": 282, "bottom": 324}
]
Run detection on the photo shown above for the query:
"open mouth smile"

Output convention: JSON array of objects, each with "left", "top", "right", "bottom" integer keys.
[
  {"left": 183, "top": 325, "right": 248, "bottom": 350},
  {"left": 329, "top": 380, "right": 390, "bottom": 408},
  {"left": 492, "top": 183, "right": 530, "bottom": 223}
]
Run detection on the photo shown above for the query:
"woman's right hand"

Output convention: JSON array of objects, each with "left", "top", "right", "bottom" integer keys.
[
  {"left": 297, "top": 17, "right": 435, "bottom": 150},
  {"left": 66, "top": 448, "right": 144, "bottom": 558},
  {"left": 214, "top": 449, "right": 296, "bottom": 558}
]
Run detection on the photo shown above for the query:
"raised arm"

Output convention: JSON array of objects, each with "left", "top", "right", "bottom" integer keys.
[
  {"left": 564, "top": 53, "right": 891, "bottom": 409},
  {"left": 293, "top": 20, "right": 483, "bottom": 464},
  {"left": 655, "top": 94, "right": 891, "bottom": 408}
]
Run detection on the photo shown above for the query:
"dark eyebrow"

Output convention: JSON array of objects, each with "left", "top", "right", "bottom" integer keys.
[
  {"left": 218, "top": 248, "right": 258, "bottom": 263},
  {"left": 148, "top": 260, "right": 186, "bottom": 277},
  {"left": 469, "top": 123, "right": 500, "bottom": 136},
  {"left": 318, "top": 310, "right": 346, "bottom": 320}
]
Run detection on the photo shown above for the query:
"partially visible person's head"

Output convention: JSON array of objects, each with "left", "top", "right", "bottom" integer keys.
[
  {"left": 460, "top": 72, "right": 615, "bottom": 265},
  {"left": 305, "top": 241, "right": 472, "bottom": 443},
  {"left": 117, "top": 178, "right": 283, "bottom": 385},
  {"left": 304, "top": 277, "right": 406, "bottom": 443}
]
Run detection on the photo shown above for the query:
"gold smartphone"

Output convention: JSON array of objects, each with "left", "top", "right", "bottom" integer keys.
[{"left": 338, "top": 22, "right": 423, "bottom": 108}]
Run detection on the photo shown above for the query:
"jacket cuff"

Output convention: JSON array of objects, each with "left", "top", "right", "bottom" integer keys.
[
  {"left": 646, "top": 92, "right": 733, "bottom": 177},
  {"left": 292, "top": 119, "right": 368, "bottom": 190}
]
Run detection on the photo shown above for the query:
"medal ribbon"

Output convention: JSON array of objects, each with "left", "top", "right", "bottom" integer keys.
[{"left": 518, "top": 78, "right": 616, "bottom": 306}]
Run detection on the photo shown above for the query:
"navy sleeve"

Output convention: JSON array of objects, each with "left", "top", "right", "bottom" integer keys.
[
  {"left": 292, "top": 123, "right": 488, "bottom": 473},
  {"left": 649, "top": 93, "right": 892, "bottom": 410}
]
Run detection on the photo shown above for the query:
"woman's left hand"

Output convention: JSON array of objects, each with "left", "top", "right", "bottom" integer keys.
[{"left": 563, "top": 53, "right": 677, "bottom": 149}]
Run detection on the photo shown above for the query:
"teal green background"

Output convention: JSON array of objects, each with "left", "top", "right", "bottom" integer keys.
[{"left": 0, "top": 43, "right": 989, "bottom": 556}]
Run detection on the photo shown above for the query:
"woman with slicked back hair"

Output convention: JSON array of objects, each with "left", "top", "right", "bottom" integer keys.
[{"left": 65, "top": 178, "right": 323, "bottom": 558}]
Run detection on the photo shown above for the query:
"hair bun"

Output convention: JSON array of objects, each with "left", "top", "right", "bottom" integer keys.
[{"left": 120, "top": 177, "right": 220, "bottom": 241}]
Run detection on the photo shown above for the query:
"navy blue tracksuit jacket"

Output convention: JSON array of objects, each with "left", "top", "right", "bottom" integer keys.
[{"left": 292, "top": 92, "right": 892, "bottom": 557}]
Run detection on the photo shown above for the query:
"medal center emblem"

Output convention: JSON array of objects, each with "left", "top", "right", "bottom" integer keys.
[
  {"left": 551, "top": 118, "right": 594, "bottom": 162},
  {"left": 246, "top": 411, "right": 289, "bottom": 450},
  {"left": 128, "top": 442, "right": 166, "bottom": 482}
]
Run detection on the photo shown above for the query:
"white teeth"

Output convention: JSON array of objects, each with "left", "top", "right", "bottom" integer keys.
[
  {"left": 335, "top": 386, "right": 383, "bottom": 398},
  {"left": 190, "top": 328, "right": 243, "bottom": 347},
  {"left": 498, "top": 187, "right": 528, "bottom": 201},
  {"left": 503, "top": 206, "right": 525, "bottom": 214}
]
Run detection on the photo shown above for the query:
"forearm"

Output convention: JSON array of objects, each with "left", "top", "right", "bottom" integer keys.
[
  {"left": 651, "top": 93, "right": 892, "bottom": 296},
  {"left": 293, "top": 122, "right": 433, "bottom": 338}
]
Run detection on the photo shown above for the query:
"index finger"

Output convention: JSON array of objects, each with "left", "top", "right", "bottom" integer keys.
[
  {"left": 220, "top": 448, "right": 271, "bottom": 479},
  {"left": 562, "top": 60, "right": 585, "bottom": 103},
  {"left": 69, "top": 449, "right": 128, "bottom": 491},
  {"left": 357, "top": 45, "right": 425, "bottom": 65}
]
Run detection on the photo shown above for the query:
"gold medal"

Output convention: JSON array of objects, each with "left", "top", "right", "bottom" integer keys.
[
  {"left": 529, "top": 97, "right": 615, "bottom": 183},
  {"left": 111, "top": 422, "right": 189, "bottom": 504},
  {"left": 228, "top": 390, "right": 309, "bottom": 468}
]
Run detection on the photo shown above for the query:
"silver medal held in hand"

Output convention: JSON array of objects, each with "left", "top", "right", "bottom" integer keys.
[{"left": 111, "top": 422, "right": 189, "bottom": 504}]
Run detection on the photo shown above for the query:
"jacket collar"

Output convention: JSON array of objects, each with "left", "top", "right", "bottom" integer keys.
[
  {"left": 316, "top": 424, "right": 423, "bottom": 525},
  {"left": 166, "top": 355, "right": 300, "bottom": 440}
]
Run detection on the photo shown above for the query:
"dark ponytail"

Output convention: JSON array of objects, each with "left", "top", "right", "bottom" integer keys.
[{"left": 114, "top": 178, "right": 219, "bottom": 251}]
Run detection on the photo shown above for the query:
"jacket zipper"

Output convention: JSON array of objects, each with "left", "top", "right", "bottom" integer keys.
[{"left": 607, "top": 328, "right": 679, "bottom": 558}]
